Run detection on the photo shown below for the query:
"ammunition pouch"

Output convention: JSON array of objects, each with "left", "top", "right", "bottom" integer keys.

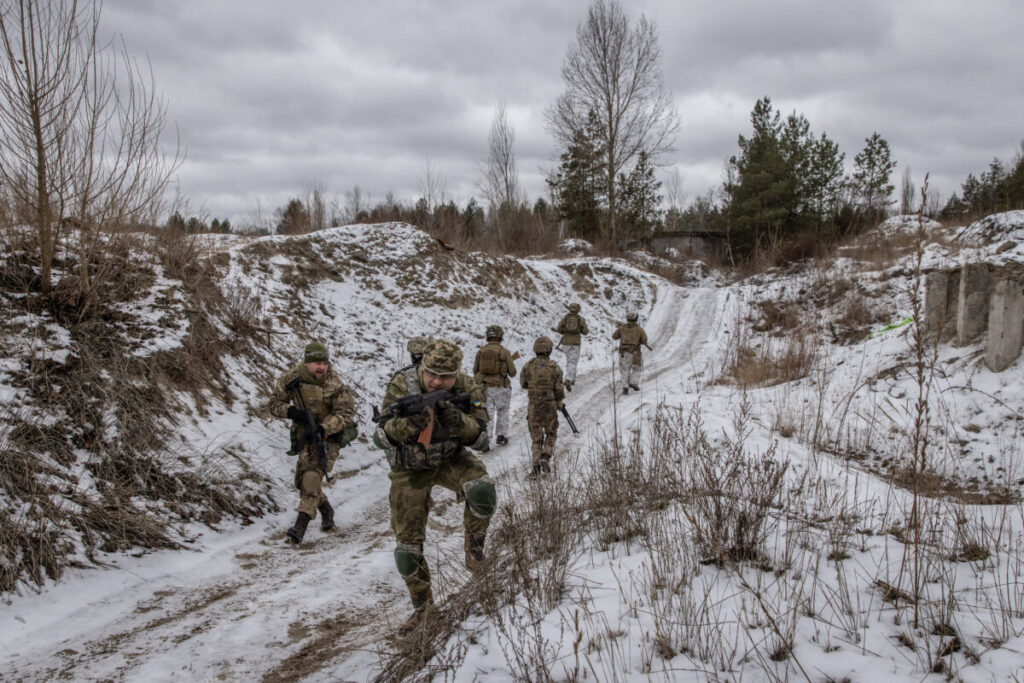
[{"left": 377, "top": 426, "right": 460, "bottom": 471}]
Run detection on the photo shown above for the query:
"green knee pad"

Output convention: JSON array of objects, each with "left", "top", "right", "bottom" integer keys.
[
  {"left": 465, "top": 480, "right": 497, "bottom": 518},
  {"left": 394, "top": 544, "right": 425, "bottom": 577}
]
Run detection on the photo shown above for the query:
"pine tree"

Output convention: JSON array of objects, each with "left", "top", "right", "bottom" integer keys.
[
  {"left": 548, "top": 111, "right": 606, "bottom": 241},
  {"left": 852, "top": 132, "right": 896, "bottom": 226},
  {"left": 618, "top": 151, "right": 663, "bottom": 241},
  {"left": 277, "top": 198, "right": 310, "bottom": 234}
]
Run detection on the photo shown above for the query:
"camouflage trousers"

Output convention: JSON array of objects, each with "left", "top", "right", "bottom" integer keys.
[
  {"left": 560, "top": 344, "right": 581, "bottom": 383},
  {"left": 484, "top": 385, "right": 511, "bottom": 438},
  {"left": 293, "top": 442, "right": 338, "bottom": 517},
  {"left": 527, "top": 400, "right": 558, "bottom": 465},
  {"left": 619, "top": 351, "right": 642, "bottom": 391},
  {"left": 389, "top": 450, "right": 492, "bottom": 595}
]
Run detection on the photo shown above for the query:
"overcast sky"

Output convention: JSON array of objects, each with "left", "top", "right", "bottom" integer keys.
[{"left": 102, "top": 0, "right": 1024, "bottom": 227}]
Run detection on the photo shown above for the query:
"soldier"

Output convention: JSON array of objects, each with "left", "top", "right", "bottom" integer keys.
[
  {"left": 374, "top": 339, "right": 495, "bottom": 633},
  {"left": 473, "top": 325, "right": 517, "bottom": 446},
  {"left": 553, "top": 303, "right": 589, "bottom": 392},
  {"left": 612, "top": 312, "right": 649, "bottom": 395},
  {"left": 520, "top": 336, "right": 564, "bottom": 476},
  {"left": 405, "top": 336, "right": 430, "bottom": 367},
  {"left": 269, "top": 341, "right": 358, "bottom": 544}
]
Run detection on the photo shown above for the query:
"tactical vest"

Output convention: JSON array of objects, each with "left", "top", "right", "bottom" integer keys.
[
  {"left": 563, "top": 314, "right": 580, "bottom": 333},
  {"left": 378, "top": 366, "right": 460, "bottom": 471},
  {"left": 477, "top": 345, "right": 502, "bottom": 375},
  {"left": 619, "top": 324, "right": 643, "bottom": 347},
  {"left": 527, "top": 358, "right": 558, "bottom": 400}
]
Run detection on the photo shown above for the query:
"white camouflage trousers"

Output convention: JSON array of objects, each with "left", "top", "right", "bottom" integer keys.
[
  {"left": 619, "top": 354, "right": 642, "bottom": 391},
  {"left": 561, "top": 344, "right": 581, "bottom": 383},
  {"left": 485, "top": 385, "right": 512, "bottom": 437}
]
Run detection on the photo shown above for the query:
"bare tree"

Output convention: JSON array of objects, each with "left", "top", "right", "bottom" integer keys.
[
  {"left": 304, "top": 179, "right": 328, "bottom": 231},
  {"left": 417, "top": 155, "right": 447, "bottom": 214},
  {"left": 343, "top": 184, "right": 366, "bottom": 224},
  {"left": 481, "top": 100, "right": 523, "bottom": 212},
  {"left": 0, "top": 0, "right": 179, "bottom": 299},
  {"left": 546, "top": 0, "right": 679, "bottom": 249}
]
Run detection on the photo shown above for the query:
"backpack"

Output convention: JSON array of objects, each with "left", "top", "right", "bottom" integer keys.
[
  {"left": 620, "top": 324, "right": 642, "bottom": 346},
  {"left": 528, "top": 359, "right": 557, "bottom": 398},
  {"left": 477, "top": 346, "right": 502, "bottom": 375},
  {"left": 563, "top": 314, "right": 580, "bottom": 334}
]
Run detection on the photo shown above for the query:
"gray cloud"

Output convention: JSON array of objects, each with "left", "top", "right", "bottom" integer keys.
[{"left": 99, "top": 0, "right": 1024, "bottom": 225}]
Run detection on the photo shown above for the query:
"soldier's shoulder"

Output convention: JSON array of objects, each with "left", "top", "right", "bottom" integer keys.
[
  {"left": 323, "top": 367, "right": 350, "bottom": 390},
  {"left": 276, "top": 364, "right": 303, "bottom": 385},
  {"left": 454, "top": 371, "right": 478, "bottom": 390}
]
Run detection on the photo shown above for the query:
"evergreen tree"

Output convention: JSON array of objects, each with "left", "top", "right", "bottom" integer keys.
[
  {"left": 852, "top": 132, "right": 896, "bottom": 226},
  {"left": 548, "top": 111, "right": 606, "bottom": 241},
  {"left": 618, "top": 150, "right": 663, "bottom": 241},
  {"left": 276, "top": 198, "right": 310, "bottom": 234}
]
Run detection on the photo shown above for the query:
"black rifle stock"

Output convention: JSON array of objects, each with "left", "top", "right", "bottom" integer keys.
[
  {"left": 560, "top": 404, "right": 579, "bottom": 434},
  {"left": 285, "top": 377, "right": 331, "bottom": 482},
  {"left": 372, "top": 389, "right": 473, "bottom": 425}
]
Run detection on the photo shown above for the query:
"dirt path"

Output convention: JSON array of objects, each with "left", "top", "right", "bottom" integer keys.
[{"left": 2, "top": 284, "right": 729, "bottom": 682}]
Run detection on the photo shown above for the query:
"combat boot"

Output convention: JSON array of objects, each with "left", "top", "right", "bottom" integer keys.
[
  {"left": 398, "top": 589, "right": 434, "bottom": 635},
  {"left": 528, "top": 464, "right": 543, "bottom": 479},
  {"left": 540, "top": 454, "right": 551, "bottom": 474},
  {"left": 496, "top": 434, "right": 508, "bottom": 446},
  {"left": 622, "top": 387, "right": 629, "bottom": 395},
  {"left": 629, "top": 383, "right": 640, "bottom": 391},
  {"left": 318, "top": 501, "right": 335, "bottom": 532},
  {"left": 286, "top": 511, "right": 311, "bottom": 544},
  {"left": 465, "top": 533, "right": 486, "bottom": 571}
]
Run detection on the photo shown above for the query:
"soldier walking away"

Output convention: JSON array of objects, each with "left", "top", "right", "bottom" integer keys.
[
  {"left": 520, "top": 336, "right": 565, "bottom": 477},
  {"left": 612, "top": 312, "right": 650, "bottom": 395},
  {"left": 473, "top": 325, "right": 517, "bottom": 446},
  {"left": 374, "top": 340, "right": 495, "bottom": 634},
  {"left": 269, "top": 341, "right": 358, "bottom": 544},
  {"left": 553, "top": 302, "right": 589, "bottom": 392}
]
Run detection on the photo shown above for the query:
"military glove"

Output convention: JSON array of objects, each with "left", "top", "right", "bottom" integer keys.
[
  {"left": 556, "top": 400, "right": 564, "bottom": 411},
  {"left": 286, "top": 406, "right": 305, "bottom": 422},
  {"left": 436, "top": 401, "right": 462, "bottom": 429},
  {"left": 406, "top": 409, "right": 432, "bottom": 431},
  {"left": 338, "top": 422, "right": 358, "bottom": 448}
]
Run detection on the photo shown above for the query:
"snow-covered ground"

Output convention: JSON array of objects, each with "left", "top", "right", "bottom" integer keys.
[{"left": 3, "top": 217, "right": 1024, "bottom": 681}]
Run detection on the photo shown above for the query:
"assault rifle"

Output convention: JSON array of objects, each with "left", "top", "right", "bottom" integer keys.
[
  {"left": 560, "top": 404, "right": 579, "bottom": 434},
  {"left": 285, "top": 377, "right": 331, "bottom": 482},
  {"left": 372, "top": 389, "right": 473, "bottom": 425}
]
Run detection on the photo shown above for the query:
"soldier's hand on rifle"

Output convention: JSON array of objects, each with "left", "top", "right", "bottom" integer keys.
[
  {"left": 286, "top": 406, "right": 305, "bottom": 423},
  {"left": 436, "top": 401, "right": 461, "bottom": 429},
  {"left": 556, "top": 400, "right": 564, "bottom": 411},
  {"left": 406, "top": 409, "right": 431, "bottom": 430}
]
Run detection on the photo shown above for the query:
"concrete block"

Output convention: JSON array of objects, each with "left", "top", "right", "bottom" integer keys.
[
  {"left": 985, "top": 278, "right": 1024, "bottom": 372},
  {"left": 924, "top": 271, "right": 948, "bottom": 338},
  {"left": 957, "top": 263, "right": 990, "bottom": 345}
]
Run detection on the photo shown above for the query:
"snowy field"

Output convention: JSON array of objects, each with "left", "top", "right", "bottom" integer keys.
[{"left": 3, "top": 218, "right": 1024, "bottom": 681}]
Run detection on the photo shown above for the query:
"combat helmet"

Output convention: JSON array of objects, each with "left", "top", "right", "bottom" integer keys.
[
  {"left": 568, "top": 303, "right": 581, "bottom": 313},
  {"left": 407, "top": 336, "right": 430, "bottom": 364},
  {"left": 421, "top": 339, "right": 463, "bottom": 376},
  {"left": 626, "top": 311, "right": 639, "bottom": 322},
  {"left": 533, "top": 336, "right": 553, "bottom": 355},
  {"left": 486, "top": 324, "right": 503, "bottom": 341}
]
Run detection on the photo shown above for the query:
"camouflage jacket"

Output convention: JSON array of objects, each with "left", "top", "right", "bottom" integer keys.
[
  {"left": 269, "top": 363, "right": 356, "bottom": 439},
  {"left": 378, "top": 367, "right": 489, "bottom": 470},
  {"left": 612, "top": 323, "right": 648, "bottom": 362},
  {"left": 556, "top": 313, "right": 589, "bottom": 346},
  {"left": 473, "top": 341, "right": 517, "bottom": 388},
  {"left": 520, "top": 356, "right": 565, "bottom": 404}
]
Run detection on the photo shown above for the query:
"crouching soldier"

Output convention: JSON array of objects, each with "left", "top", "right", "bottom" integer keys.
[
  {"left": 473, "top": 325, "right": 517, "bottom": 446},
  {"left": 520, "top": 336, "right": 564, "bottom": 476},
  {"left": 269, "top": 341, "right": 358, "bottom": 544},
  {"left": 612, "top": 312, "right": 649, "bottom": 394},
  {"left": 374, "top": 339, "right": 495, "bottom": 633}
]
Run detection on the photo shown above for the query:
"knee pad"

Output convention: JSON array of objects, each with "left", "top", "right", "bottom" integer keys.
[
  {"left": 394, "top": 541, "right": 424, "bottom": 577},
  {"left": 300, "top": 469, "right": 321, "bottom": 493},
  {"left": 463, "top": 477, "right": 497, "bottom": 519}
]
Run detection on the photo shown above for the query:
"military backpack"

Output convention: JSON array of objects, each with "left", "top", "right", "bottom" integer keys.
[
  {"left": 527, "top": 358, "right": 558, "bottom": 399},
  {"left": 619, "top": 324, "right": 643, "bottom": 346},
  {"left": 477, "top": 345, "right": 502, "bottom": 375},
  {"left": 563, "top": 314, "right": 580, "bottom": 334}
]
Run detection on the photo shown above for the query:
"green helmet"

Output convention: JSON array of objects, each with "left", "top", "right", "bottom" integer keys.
[
  {"left": 626, "top": 311, "right": 639, "bottom": 322},
  {"left": 533, "top": 336, "right": 553, "bottom": 355},
  {"left": 421, "top": 339, "right": 463, "bottom": 376},
  {"left": 568, "top": 303, "right": 580, "bottom": 313},
  {"left": 486, "top": 325, "right": 503, "bottom": 341},
  {"left": 303, "top": 340, "right": 329, "bottom": 362}
]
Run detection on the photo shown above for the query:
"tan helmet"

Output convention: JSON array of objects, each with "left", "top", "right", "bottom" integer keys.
[
  {"left": 486, "top": 324, "right": 503, "bottom": 341},
  {"left": 407, "top": 336, "right": 430, "bottom": 356},
  {"left": 533, "top": 336, "right": 553, "bottom": 355},
  {"left": 421, "top": 339, "right": 463, "bottom": 376},
  {"left": 626, "top": 311, "right": 639, "bottom": 322},
  {"left": 568, "top": 302, "right": 581, "bottom": 313}
]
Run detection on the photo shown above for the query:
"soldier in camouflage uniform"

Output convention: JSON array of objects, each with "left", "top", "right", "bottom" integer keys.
[
  {"left": 553, "top": 302, "right": 589, "bottom": 392},
  {"left": 520, "top": 336, "right": 564, "bottom": 476},
  {"left": 473, "top": 325, "right": 517, "bottom": 446},
  {"left": 405, "top": 336, "right": 430, "bottom": 367},
  {"left": 612, "top": 312, "right": 649, "bottom": 395},
  {"left": 269, "top": 341, "right": 358, "bottom": 543},
  {"left": 374, "top": 339, "right": 495, "bottom": 632}
]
